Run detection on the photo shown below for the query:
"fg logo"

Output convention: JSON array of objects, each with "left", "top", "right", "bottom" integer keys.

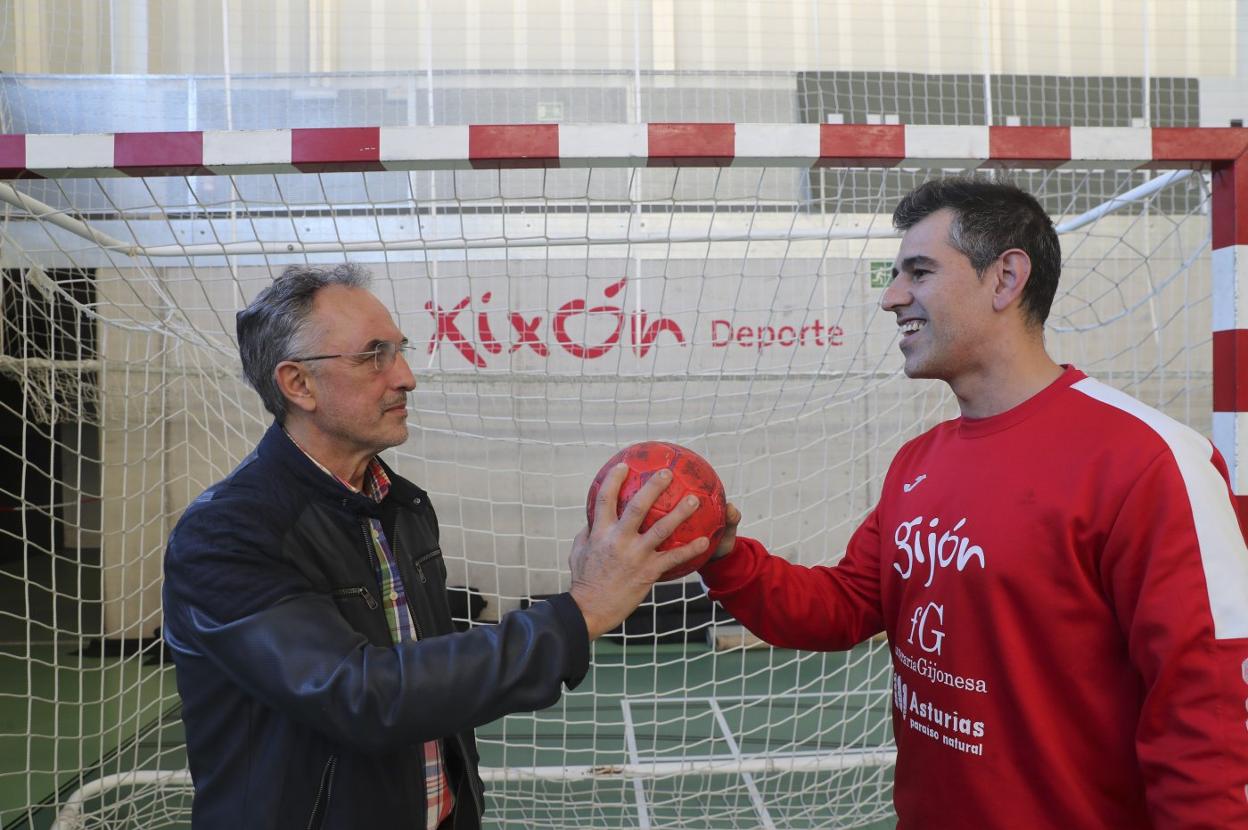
[{"left": 907, "top": 601, "right": 945, "bottom": 655}]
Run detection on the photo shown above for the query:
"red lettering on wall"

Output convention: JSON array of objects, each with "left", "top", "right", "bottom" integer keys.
[
  {"left": 476, "top": 292, "right": 503, "bottom": 355},
  {"left": 423, "top": 287, "right": 843, "bottom": 366},
  {"left": 509, "top": 312, "right": 548, "bottom": 356},
  {"left": 425, "top": 296, "right": 486, "bottom": 367},
  {"left": 553, "top": 278, "right": 627, "bottom": 359},
  {"left": 632, "top": 312, "right": 685, "bottom": 356}
]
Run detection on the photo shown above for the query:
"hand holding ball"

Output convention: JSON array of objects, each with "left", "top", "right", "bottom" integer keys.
[{"left": 586, "top": 441, "right": 727, "bottom": 580}]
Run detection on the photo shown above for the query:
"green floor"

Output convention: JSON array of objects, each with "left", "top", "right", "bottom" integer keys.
[
  {"left": 0, "top": 646, "right": 175, "bottom": 830},
  {"left": 475, "top": 642, "right": 896, "bottom": 829},
  {"left": 0, "top": 549, "right": 180, "bottom": 830},
  {"left": 1, "top": 565, "right": 897, "bottom": 830}
]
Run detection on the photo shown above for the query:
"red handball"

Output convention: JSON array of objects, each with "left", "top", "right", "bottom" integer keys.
[{"left": 586, "top": 441, "right": 727, "bottom": 581}]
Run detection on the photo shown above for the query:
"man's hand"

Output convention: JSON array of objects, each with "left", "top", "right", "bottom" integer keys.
[
  {"left": 708, "top": 502, "right": 741, "bottom": 562},
  {"left": 569, "top": 464, "right": 710, "bottom": 640}
]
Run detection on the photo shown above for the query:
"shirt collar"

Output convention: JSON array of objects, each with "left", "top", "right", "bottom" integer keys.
[{"left": 282, "top": 428, "right": 389, "bottom": 504}]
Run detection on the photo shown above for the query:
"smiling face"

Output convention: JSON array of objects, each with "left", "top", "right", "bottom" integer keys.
[
  {"left": 296, "top": 285, "right": 416, "bottom": 457},
  {"left": 881, "top": 208, "right": 999, "bottom": 382}
]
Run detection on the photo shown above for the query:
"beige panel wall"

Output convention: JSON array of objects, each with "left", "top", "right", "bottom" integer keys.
[
  {"left": 1, "top": 0, "right": 1238, "bottom": 78},
  {"left": 97, "top": 265, "right": 265, "bottom": 638},
  {"left": 97, "top": 271, "right": 173, "bottom": 640}
]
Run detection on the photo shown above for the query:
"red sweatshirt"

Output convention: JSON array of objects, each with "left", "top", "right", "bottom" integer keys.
[{"left": 702, "top": 366, "right": 1248, "bottom": 829}]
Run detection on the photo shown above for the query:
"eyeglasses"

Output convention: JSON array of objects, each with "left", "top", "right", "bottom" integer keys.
[{"left": 286, "top": 340, "right": 414, "bottom": 372}]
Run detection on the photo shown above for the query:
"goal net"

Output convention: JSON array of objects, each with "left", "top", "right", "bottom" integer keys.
[{"left": 0, "top": 127, "right": 1214, "bottom": 830}]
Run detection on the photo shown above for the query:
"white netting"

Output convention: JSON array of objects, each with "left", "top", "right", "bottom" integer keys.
[{"left": 0, "top": 157, "right": 1211, "bottom": 830}]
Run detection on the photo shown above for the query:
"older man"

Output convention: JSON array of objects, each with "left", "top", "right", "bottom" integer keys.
[{"left": 162, "top": 264, "right": 707, "bottom": 829}]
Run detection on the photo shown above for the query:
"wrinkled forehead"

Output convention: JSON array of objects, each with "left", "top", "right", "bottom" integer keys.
[{"left": 306, "top": 285, "right": 402, "bottom": 351}]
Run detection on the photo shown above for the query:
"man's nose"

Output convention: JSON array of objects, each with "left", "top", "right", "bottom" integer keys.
[
  {"left": 880, "top": 277, "right": 910, "bottom": 312},
  {"left": 392, "top": 349, "right": 417, "bottom": 392}
]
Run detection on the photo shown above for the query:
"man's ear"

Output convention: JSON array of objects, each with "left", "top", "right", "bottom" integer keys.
[
  {"left": 274, "top": 361, "right": 317, "bottom": 414},
  {"left": 992, "top": 248, "right": 1032, "bottom": 313}
]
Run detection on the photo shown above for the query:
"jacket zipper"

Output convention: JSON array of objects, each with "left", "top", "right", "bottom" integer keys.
[
  {"left": 359, "top": 522, "right": 377, "bottom": 573},
  {"left": 331, "top": 586, "right": 378, "bottom": 609},
  {"left": 305, "top": 754, "right": 337, "bottom": 830},
  {"left": 453, "top": 733, "right": 486, "bottom": 817},
  {"left": 412, "top": 549, "right": 442, "bottom": 583},
  {"left": 393, "top": 523, "right": 426, "bottom": 640},
  {"left": 396, "top": 524, "right": 428, "bottom": 585}
]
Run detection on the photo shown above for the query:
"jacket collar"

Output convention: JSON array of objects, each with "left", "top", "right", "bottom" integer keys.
[{"left": 256, "top": 422, "right": 426, "bottom": 517}]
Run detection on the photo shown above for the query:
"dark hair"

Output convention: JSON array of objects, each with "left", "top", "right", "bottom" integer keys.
[
  {"left": 236, "top": 263, "right": 371, "bottom": 422},
  {"left": 892, "top": 179, "right": 1061, "bottom": 328}
]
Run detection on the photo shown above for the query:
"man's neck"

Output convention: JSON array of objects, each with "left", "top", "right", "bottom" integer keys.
[
  {"left": 282, "top": 419, "right": 374, "bottom": 491},
  {"left": 949, "top": 340, "right": 1064, "bottom": 420}
]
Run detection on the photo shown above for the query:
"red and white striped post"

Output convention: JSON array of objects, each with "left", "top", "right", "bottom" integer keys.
[{"left": 1212, "top": 150, "right": 1248, "bottom": 529}]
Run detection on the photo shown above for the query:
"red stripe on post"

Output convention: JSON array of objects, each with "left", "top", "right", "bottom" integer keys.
[
  {"left": 817, "top": 124, "right": 904, "bottom": 167},
  {"left": 1151, "top": 127, "right": 1248, "bottom": 167},
  {"left": 985, "top": 126, "right": 1070, "bottom": 168},
  {"left": 1212, "top": 157, "right": 1248, "bottom": 250},
  {"left": 647, "top": 123, "right": 735, "bottom": 167},
  {"left": 292, "top": 127, "right": 384, "bottom": 173},
  {"left": 114, "top": 131, "right": 207, "bottom": 177},
  {"left": 468, "top": 125, "right": 559, "bottom": 169},
  {"left": 1213, "top": 329, "right": 1248, "bottom": 412},
  {"left": 0, "top": 134, "right": 32, "bottom": 179},
  {"left": 1235, "top": 495, "right": 1248, "bottom": 539}
]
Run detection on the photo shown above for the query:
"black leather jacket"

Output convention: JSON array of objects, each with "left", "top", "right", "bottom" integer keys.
[{"left": 162, "top": 424, "right": 590, "bottom": 829}]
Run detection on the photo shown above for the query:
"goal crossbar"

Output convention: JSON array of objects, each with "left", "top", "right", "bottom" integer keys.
[{"left": 2, "top": 124, "right": 1245, "bottom": 177}]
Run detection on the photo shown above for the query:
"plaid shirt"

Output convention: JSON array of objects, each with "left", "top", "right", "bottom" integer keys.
[{"left": 287, "top": 433, "right": 454, "bottom": 829}]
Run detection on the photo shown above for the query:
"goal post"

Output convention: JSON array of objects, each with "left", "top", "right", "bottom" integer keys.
[{"left": 0, "top": 123, "right": 1243, "bottom": 830}]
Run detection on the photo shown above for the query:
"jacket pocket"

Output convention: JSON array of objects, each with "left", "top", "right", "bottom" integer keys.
[
  {"left": 407, "top": 548, "right": 456, "bottom": 636},
  {"left": 330, "top": 585, "right": 391, "bottom": 645},
  {"left": 305, "top": 754, "right": 337, "bottom": 830},
  {"left": 409, "top": 547, "right": 443, "bottom": 586},
  {"left": 331, "top": 585, "right": 378, "bottom": 610}
]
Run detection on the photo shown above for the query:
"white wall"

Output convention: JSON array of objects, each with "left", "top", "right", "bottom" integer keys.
[{"left": 1, "top": 0, "right": 1240, "bottom": 78}]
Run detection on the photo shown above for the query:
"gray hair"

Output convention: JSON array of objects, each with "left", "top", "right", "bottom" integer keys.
[{"left": 236, "top": 263, "right": 371, "bottom": 422}]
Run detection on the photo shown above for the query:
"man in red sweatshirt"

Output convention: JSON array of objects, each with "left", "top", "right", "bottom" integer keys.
[{"left": 700, "top": 179, "right": 1248, "bottom": 829}]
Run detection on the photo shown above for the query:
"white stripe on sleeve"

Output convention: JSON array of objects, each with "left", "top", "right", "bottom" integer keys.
[{"left": 1073, "top": 378, "right": 1248, "bottom": 640}]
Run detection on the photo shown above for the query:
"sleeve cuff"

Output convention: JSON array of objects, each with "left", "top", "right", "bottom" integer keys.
[
  {"left": 546, "top": 592, "right": 591, "bottom": 690},
  {"left": 699, "top": 536, "right": 765, "bottom": 597}
]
